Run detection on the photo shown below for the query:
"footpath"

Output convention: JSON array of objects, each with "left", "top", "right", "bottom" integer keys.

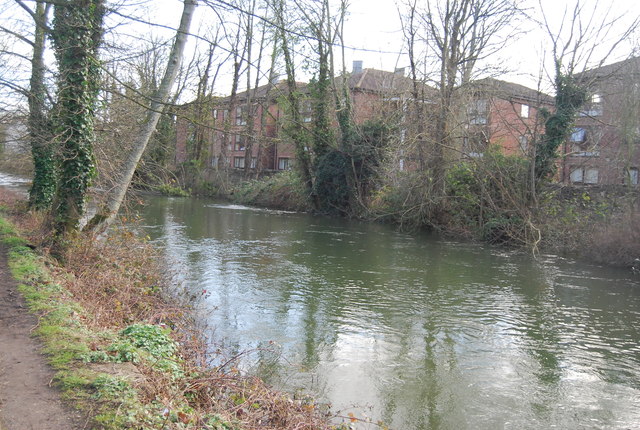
[{"left": 0, "top": 244, "right": 83, "bottom": 430}]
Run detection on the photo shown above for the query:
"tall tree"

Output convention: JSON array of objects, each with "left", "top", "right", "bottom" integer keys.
[
  {"left": 273, "top": 0, "right": 314, "bottom": 201},
  {"left": 50, "top": 0, "right": 105, "bottom": 235},
  {"left": 403, "top": 0, "right": 521, "bottom": 192},
  {"left": 86, "top": 0, "right": 197, "bottom": 232},
  {"left": 26, "top": 0, "right": 55, "bottom": 210}
]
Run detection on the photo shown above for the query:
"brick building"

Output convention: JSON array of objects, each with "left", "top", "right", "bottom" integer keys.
[
  {"left": 175, "top": 63, "right": 421, "bottom": 173},
  {"left": 175, "top": 80, "right": 300, "bottom": 172},
  {"left": 560, "top": 57, "right": 640, "bottom": 186},
  {"left": 460, "top": 78, "right": 553, "bottom": 159}
]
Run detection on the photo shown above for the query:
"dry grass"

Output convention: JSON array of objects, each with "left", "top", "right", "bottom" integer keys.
[
  {"left": 0, "top": 187, "right": 339, "bottom": 429},
  {"left": 582, "top": 211, "right": 640, "bottom": 267}
]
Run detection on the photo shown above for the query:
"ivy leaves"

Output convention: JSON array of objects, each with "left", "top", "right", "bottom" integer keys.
[{"left": 50, "top": 0, "right": 105, "bottom": 234}]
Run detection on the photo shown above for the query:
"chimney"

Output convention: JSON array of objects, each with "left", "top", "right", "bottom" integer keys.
[
  {"left": 352, "top": 60, "right": 363, "bottom": 74},
  {"left": 394, "top": 67, "right": 405, "bottom": 76}
]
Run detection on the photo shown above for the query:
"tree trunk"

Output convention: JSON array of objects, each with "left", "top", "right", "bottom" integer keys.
[
  {"left": 50, "top": 0, "right": 105, "bottom": 235},
  {"left": 275, "top": 0, "right": 314, "bottom": 203},
  {"left": 28, "top": 1, "right": 55, "bottom": 210},
  {"left": 85, "top": 0, "right": 197, "bottom": 233}
]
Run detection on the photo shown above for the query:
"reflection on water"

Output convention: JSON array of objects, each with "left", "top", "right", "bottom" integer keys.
[{"left": 140, "top": 196, "right": 640, "bottom": 429}]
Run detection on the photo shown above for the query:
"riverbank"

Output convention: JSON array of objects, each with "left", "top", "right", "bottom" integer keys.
[
  {"left": 208, "top": 170, "right": 640, "bottom": 271},
  {"left": 0, "top": 187, "right": 343, "bottom": 430}
]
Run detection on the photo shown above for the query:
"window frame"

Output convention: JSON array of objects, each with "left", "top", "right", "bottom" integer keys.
[
  {"left": 628, "top": 167, "right": 639, "bottom": 185},
  {"left": 278, "top": 157, "right": 291, "bottom": 170},
  {"left": 233, "top": 156, "right": 245, "bottom": 169}
]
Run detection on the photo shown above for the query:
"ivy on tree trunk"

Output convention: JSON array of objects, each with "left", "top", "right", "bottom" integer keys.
[
  {"left": 50, "top": 0, "right": 104, "bottom": 235},
  {"left": 536, "top": 64, "right": 588, "bottom": 182},
  {"left": 28, "top": 1, "right": 56, "bottom": 210}
]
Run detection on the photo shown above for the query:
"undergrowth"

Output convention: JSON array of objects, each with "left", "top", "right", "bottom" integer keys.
[
  {"left": 0, "top": 188, "right": 345, "bottom": 429},
  {"left": 232, "top": 170, "right": 312, "bottom": 212}
]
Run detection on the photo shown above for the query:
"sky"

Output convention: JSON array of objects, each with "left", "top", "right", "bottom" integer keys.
[
  {"left": 1, "top": 0, "right": 638, "bottom": 107},
  {"left": 147, "top": 0, "right": 637, "bottom": 97},
  {"left": 339, "top": 0, "right": 639, "bottom": 91}
]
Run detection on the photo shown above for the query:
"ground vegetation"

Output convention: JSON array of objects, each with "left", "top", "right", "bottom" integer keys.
[{"left": 0, "top": 187, "right": 347, "bottom": 429}]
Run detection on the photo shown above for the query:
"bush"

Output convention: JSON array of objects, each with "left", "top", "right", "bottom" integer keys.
[
  {"left": 156, "top": 183, "right": 190, "bottom": 197},
  {"left": 233, "top": 170, "right": 311, "bottom": 212},
  {"left": 446, "top": 151, "right": 533, "bottom": 244}
]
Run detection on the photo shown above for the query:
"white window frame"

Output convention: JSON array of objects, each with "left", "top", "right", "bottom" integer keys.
[
  {"left": 570, "top": 168, "right": 584, "bottom": 183},
  {"left": 468, "top": 99, "right": 488, "bottom": 125},
  {"left": 584, "top": 168, "right": 599, "bottom": 184},
  {"left": 234, "top": 135, "right": 246, "bottom": 151},
  {"left": 233, "top": 156, "right": 245, "bottom": 169},
  {"left": 570, "top": 167, "right": 599, "bottom": 184},
  {"left": 520, "top": 104, "right": 530, "bottom": 119},
  {"left": 235, "top": 106, "right": 247, "bottom": 126},
  {"left": 278, "top": 157, "right": 290, "bottom": 170},
  {"left": 570, "top": 128, "right": 586, "bottom": 143},
  {"left": 518, "top": 135, "right": 529, "bottom": 153}
]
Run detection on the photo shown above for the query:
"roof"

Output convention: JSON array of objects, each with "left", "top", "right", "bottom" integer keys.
[
  {"left": 467, "top": 77, "right": 553, "bottom": 104},
  {"left": 575, "top": 56, "right": 640, "bottom": 84},
  {"left": 216, "top": 80, "right": 309, "bottom": 104},
  {"left": 347, "top": 68, "right": 415, "bottom": 93}
]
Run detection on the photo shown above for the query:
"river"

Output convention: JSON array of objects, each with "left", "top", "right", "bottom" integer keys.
[
  {"left": 137, "top": 194, "right": 640, "bottom": 430},
  {"left": 1, "top": 170, "right": 638, "bottom": 429}
]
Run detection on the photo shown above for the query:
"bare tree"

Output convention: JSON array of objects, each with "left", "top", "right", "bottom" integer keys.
[
  {"left": 401, "top": 0, "right": 522, "bottom": 193},
  {"left": 86, "top": 0, "right": 197, "bottom": 233},
  {"left": 273, "top": 0, "right": 314, "bottom": 199}
]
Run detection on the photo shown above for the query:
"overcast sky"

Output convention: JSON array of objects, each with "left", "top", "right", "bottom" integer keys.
[
  {"left": 125, "top": 0, "right": 638, "bottom": 98},
  {"left": 341, "top": 0, "right": 639, "bottom": 89}
]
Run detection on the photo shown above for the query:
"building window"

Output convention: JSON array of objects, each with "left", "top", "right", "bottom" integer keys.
[
  {"left": 570, "top": 128, "right": 586, "bottom": 143},
  {"left": 250, "top": 157, "right": 257, "bottom": 169},
  {"left": 463, "top": 133, "right": 487, "bottom": 158},
  {"left": 233, "top": 156, "right": 245, "bottom": 168},
  {"left": 468, "top": 99, "right": 488, "bottom": 124},
  {"left": 629, "top": 167, "right": 639, "bottom": 185},
  {"left": 234, "top": 135, "right": 246, "bottom": 151},
  {"left": 211, "top": 156, "right": 219, "bottom": 168},
  {"left": 300, "top": 100, "right": 312, "bottom": 123},
  {"left": 235, "top": 105, "right": 247, "bottom": 125},
  {"left": 570, "top": 167, "right": 598, "bottom": 184},
  {"left": 278, "top": 157, "right": 291, "bottom": 170},
  {"left": 520, "top": 104, "right": 530, "bottom": 118},
  {"left": 518, "top": 135, "right": 529, "bottom": 153},
  {"left": 579, "top": 93, "right": 603, "bottom": 117},
  {"left": 570, "top": 168, "right": 583, "bottom": 183},
  {"left": 585, "top": 168, "right": 599, "bottom": 184}
]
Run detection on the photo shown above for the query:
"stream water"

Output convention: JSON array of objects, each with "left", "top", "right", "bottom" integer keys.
[{"left": 137, "top": 194, "right": 640, "bottom": 430}]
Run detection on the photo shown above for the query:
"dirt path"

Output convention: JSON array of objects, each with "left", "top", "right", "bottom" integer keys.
[{"left": 0, "top": 245, "right": 84, "bottom": 430}]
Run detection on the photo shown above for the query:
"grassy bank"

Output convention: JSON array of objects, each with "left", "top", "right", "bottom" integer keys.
[{"left": 0, "top": 189, "right": 342, "bottom": 430}]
